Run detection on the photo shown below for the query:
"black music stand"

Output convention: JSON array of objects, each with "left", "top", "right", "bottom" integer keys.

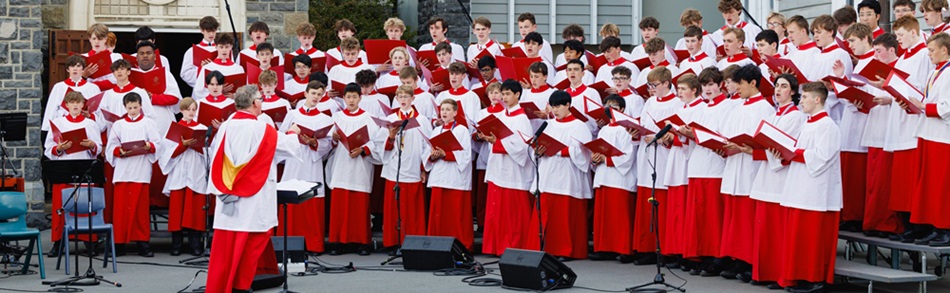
[
  {"left": 0, "top": 113, "right": 25, "bottom": 191},
  {"left": 275, "top": 182, "right": 321, "bottom": 293}
]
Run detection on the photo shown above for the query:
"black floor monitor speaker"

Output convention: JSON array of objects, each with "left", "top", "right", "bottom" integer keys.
[
  {"left": 271, "top": 236, "right": 307, "bottom": 263},
  {"left": 499, "top": 248, "right": 576, "bottom": 291},
  {"left": 401, "top": 235, "right": 474, "bottom": 271}
]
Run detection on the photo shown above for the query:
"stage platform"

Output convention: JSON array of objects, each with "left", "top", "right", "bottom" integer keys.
[{"left": 2, "top": 230, "right": 950, "bottom": 292}]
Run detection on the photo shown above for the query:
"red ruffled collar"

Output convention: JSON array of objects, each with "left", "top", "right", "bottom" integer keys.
[
  {"left": 904, "top": 42, "right": 927, "bottom": 59},
  {"left": 531, "top": 84, "right": 551, "bottom": 93},
  {"left": 555, "top": 115, "right": 576, "bottom": 123},
  {"left": 123, "top": 113, "right": 144, "bottom": 123},
  {"left": 726, "top": 53, "right": 748, "bottom": 63},
  {"left": 342, "top": 108, "right": 365, "bottom": 116},
  {"left": 650, "top": 60, "right": 670, "bottom": 69},
  {"left": 820, "top": 43, "right": 840, "bottom": 54},
  {"left": 744, "top": 94, "right": 765, "bottom": 105},
  {"left": 807, "top": 111, "right": 829, "bottom": 123},
  {"left": 206, "top": 95, "right": 227, "bottom": 103},
  {"left": 296, "top": 47, "right": 318, "bottom": 55},
  {"left": 179, "top": 119, "right": 200, "bottom": 127},
  {"left": 113, "top": 82, "right": 135, "bottom": 93},
  {"left": 65, "top": 114, "right": 85, "bottom": 123},
  {"left": 448, "top": 87, "right": 469, "bottom": 95},
  {"left": 797, "top": 41, "right": 818, "bottom": 51},
  {"left": 64, "top": 78, "right": 87, "bottom": 87},
  {"left": 656, "top": 92, "right": 676, "bottom": 102},
  {"left": 566, "top": 84, "right": 587, "bottom": 97},
  {"left": 213, "top": 58, "right": 234, "bottom": 66},
  {"left": 262, "top": 94, "right": 281, "bottom": 103},
  {"left": 341, "top": 59, "right": 364, "bottom": 68},
  {"left": 689, "top": 52, "right": 708, "bottom": 62}
]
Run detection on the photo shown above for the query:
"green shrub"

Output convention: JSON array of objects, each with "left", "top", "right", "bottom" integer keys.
[{"left": 310, "top": 0, "right": 418, "bottom": 50}]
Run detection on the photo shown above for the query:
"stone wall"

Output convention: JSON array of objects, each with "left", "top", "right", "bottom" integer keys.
[
  {"left": 245, "top": 0, "right": 310, "bottom": 52},
  {"left": 1, "top": 0, "right": 47, "bottom": 226},
  {"left": 417, "top": 0, "right": 472, "bottom": 46}
]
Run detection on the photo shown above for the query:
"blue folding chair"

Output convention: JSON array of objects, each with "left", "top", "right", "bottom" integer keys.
[
  {"left": 56, "top": 187, "right": 117, "bottom": 274},
  {"left": 0, "top": 191, "right": 46, "bottom": 279}
]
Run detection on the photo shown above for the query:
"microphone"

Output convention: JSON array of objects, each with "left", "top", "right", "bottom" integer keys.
[
  {"left": 530, "top": 121, "right": 548, "bottom": 145},
  {"left": 398, "top": 118, "right": 409, "bottom": 130},
  {"left": 648, "top": 124, "right": 673, "bottom": 147}
]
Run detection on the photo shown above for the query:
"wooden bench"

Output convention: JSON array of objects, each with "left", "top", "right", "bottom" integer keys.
[{"left": 836, "top": 257, "right": 937, "bottom": 293}]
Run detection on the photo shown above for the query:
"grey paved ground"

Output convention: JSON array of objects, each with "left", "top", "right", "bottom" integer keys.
[{"left": 0, "top": 230, "right": 947, "bottom": 292}]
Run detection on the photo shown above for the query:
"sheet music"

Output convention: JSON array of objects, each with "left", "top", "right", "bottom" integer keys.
[{"left": 277, "top": 179, "right": 323, "bottom": 198}]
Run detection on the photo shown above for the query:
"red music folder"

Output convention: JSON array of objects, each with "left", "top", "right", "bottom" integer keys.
[
  {"left": 750, "top": 49, "right": 763, "bottom": 65},
  {"left": 377, "top": 100, "right": 393, "bottom": 116},
  {"left": 582, "top": 138, "right": 623, "bottom": 157},
  {"left": 759, "top": 77, "right": 776, "bottom": 105},
  {"left": 728, "top": 133, "right": 763, "bottom": 149},
  {"left": 673, "top": 50, "right": 690, "bottom": 63},
  {"left": 364, "top": 39, "right": 407, "bottom": 64},
  {"left": 496, "top": 56, "right": 541, "bottom": 84},
  {"left": 693, "top": 127, "right": 739, "bottom": 157},
  {"left": 335, "top": 125, "right": 370, "bottom": 152},
  {"left": 473, "top": 86, "right": 490, "bottom": 107},
  {"left": 583, "top": 96, "right": 608, "bottom": 122},
  {"left": 520, "top": 102, "right": 545, "bottom": 120},
  {"left": 857, "top": 58, "right": 910, "bottom": 82},
  {"left": 632, "top": 57, "right": 652, "bottom": 71},
  {"left": 129, "top": 68, "right": 167, "bottom": 94},
  {"left": 454, "top": 102, "right": 469, "bottom": 128},
  {"left": 283, "top": 53, "right": 326, "bottom": 74},
  {"left": 297, "top": 124, "right": 333, "bottom": 144},
  {"left": 204, "top": 69, "right": 246, "bottom": 95},
  {"left": 764, "top": 55, "right": 808, "bottom": 84},
  {"left": 370, "top": 116, "right": 421, "bottom": 130},
  {"left": 50, "top": 123, "right": 89, "bottom": 154},
  {"left": 262, "top": 106, "right": 288, "bottom": 123},
  {"left": 429, "top": 130, "right": 464, "bottom": 152},
  {"left": 553, "top": 78, "right": 571, "bottom": 90},
  {"left": 528, "top": 132, "right": 568, "bottom": 157},
  {"left": 568, "top": 106, "right": 589, "bottom": 122},
  {"left": 121, "top": 53, "right": 138, "bottom": 68},
  {"left": 99, "top": 109, "right": 121, "bottom": 123},
  {"left": 275, "top": 89, "right": 305, "bottom": 106},
  {"left": 240, "top": 54, "right": 280, "bottom": 71},
  {"left": 86, "top": 50, "right": 112, "bottom": 78},
  {"left": 197, "top": 102, "right": 236, "bottom": 127},
  {"left": 501, "top": 47, "right": 527, "bottom": 58},
  {"left": 634, "top": 83, "right": 649, "bottom": 98},
  {"left": 687, "top": 121, "right": 715, "bottom": 135},
  {"left": 377, "top": 86, "right": 397, "bottom": 99},
  {"left": 246, "top": 63, "right": 286, "bottom": 91},
  {"left": 821, "top": 75, "right": 866, "bottom": 87},
  {"left": 753, "top": 120, "right": 798, "bottom": 160},
  {"left": 415, "top": 50, "right": 440, "bottom": 71},
  {"left": 120, "top": 140, "right": 151, "bottom": 157},
  {"left": 475, "top": 114, "right": 514, "bottom": 139},
  {"left": 165, "top": 122, "right": 207, "bottom": 152},
  {"left": 192, "top": 45, "right": 218, "bottom": 67},
  {"left": 671, "top": 68, "right": 696, "bottom": 86},
  {"left": 589, "top": 54, "right": 608, "bottom": 73},
  {"left": 830, "top": 80, "right": 876, "bottom": 114},
  {"left": 611, "top": 110, "right": 656, "bottom": 136},
  {"left": 330, "top": 81, "right": 347, "bottom": 95},
  {"left": 588, "top": 81, "right": 612, "bottom": 99},
  {"left": 428, "top": 68, "right": 451, "bottom": 89},
  {"left": 656, "top": 114, "right": 686, "bottom": 129},
  {"left": 882, "top": 71, "right": 924, "bottom": 114},
  {"left": 84, "top": 92, "right": 105, "bottom": 113}
]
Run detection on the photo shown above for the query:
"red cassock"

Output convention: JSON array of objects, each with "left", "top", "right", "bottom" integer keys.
[
  {"left": 633, "top": 187, "right": 667, "bottom": 253},
  {"left": 103, "top": 161, "right": 115, "bottom": 223},
  {"left": 720, "top": 195, "right": 755, "bottom": 262},
  {"left": 664, "top": 185, "right": 688, "bottom": 255},
  {"left": 427, "top": 188, "right": 474, "bottom": 250},
  {"left": 112, "top": 182, "right": 151, "bottom": 243},
  {"left": 328, "top": 189, "right": 372, "bottom": 244},
  {"left": 474, "top": 169, "right": 488, "bottom": 231},
  {"left": 888, "top": 149, "right": 919, "bottom": 212},
  {"left": 205, "top": 229, "right": 272, "bottom": 293},
  {"left": 167, "top": 188, "right": 206, "bottom": 232},
  {"left": 276, "top": 197, "right": 325, "bottom": 252},
  {"left": 150, "top": 163, "right": 169, "bottom": 207},
  {"left": 382, "top": 180, "right": 426, "bottom": 247},
  {"left": 778, "top": 209, "right": 839, "bottom": 288},
  {"left": 839, "top": 152, "right": 867, "bottom": 222},
  {"left": 682, "top": 178, "right": 725, "bottom": 258},
  {"left": 592, "top": 187, "right": 635, "bottom": 255},
  {"left": 526, "top": 193, "right": 588, "bottom": 259},
  {"left": 371, "top": 166, "right": 385, "bottom": 213},
  {"left": 863, "top": 148, "right": 902, "bottom": 233},
  {"left": 910, "top": 139, "right": 950, "bottom": 228},
  {"left": 482, "top": 183, "right": 537, "bottom": 255},
  {"left": 751, "top": 201, "right": 787, "bottom": 282},
  {"left": 50, "top": 183, "right": 98, "bottom": 242}
]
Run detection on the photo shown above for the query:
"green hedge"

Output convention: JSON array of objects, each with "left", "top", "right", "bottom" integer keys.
[{"left": 310, "top": 0, "right": 418, "bottom": 50}]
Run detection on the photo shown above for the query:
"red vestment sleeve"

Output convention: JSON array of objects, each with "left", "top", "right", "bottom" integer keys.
[
  {"left": 113, "top": 147, "right": 122, "bottom": 157},
  {"left": 150, "top": 93, "right": 179, "bottom": 106},
  {"left": 148, "top": 142, "right": 157, "bottom": 154},
  {"left": 606, "top": 156, "right": 615, "bottom": 167},
  {"left": 752, "top": 149, "right": 767, "bottom": 161},
  {"left": 925, "top": 103, "right": 939, "bottom": 118},
  {"left": 559, "top": 147, "right": 570, "bottom": 157},
  {"left": 491, "top": 140, "right": 507, "bottom": 154},
  {"left": 361, "top": 146, "right": 371, "bottom": 157},
  {"left": 791, "top": 149, "right": 806, "bottom": 163},
  {"left": 171, "top": 143, "right": 187, "bottom": 158}
]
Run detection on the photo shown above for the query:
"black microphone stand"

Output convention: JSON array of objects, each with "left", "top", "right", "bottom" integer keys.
[
  {"left": 180, "top": 129, "right": 214, "bottom": 264},
  {"left": 531, "top": 136, "right": 544, "bottom": 251},
  {"left": 46, "top": 162, "right": 121, "bottom": 288},
  {"left": 627, "top": 138, "right": 683, "bottom": 292},
  {"left": 382, "top": 122, "right": 408, "bottom": 265},
  {"left": 224, "top": 0, "right": 240, "bottom": 58}
]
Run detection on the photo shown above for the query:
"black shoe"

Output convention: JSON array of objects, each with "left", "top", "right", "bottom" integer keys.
[
  {"left": 689, "top": 268, "right": 702, "bottom": 275},
  {"left": 632, "top": 253, "right": 657, "bottom": 265},
  {"left": 915, "top": 231, "right": 940, "bottom": 245},
  {"left": 137, "top": 242, "right": 154, "bottom": 257},
  {"left": 328, "top": 250, "right": 342, "bottom": 255},
  {"left": 588, "top": 251, "right": 619, "bottom": 261},
  {"left": 618, "top": 254, "right": 636, "bottom": 264},
  {"left": 736, "top": 271, "right": 753, "bottom": 283},
  {"left": 929, "top": 232, "right": 950, "bottom": 247},
  {"left": 720, "top": 268, "right": 739, "bottom": 279},
  {"left": 171, "top": 232, "right": 183, "bottom": 256},
  {"left": 787, "top": 281, "right": 825, "bottom": 293},
  {"left": 701, "top": 266, "right": 723, "bottom": 277},
  {"left": 750, "top": 280, "right": 771, "bottom": 286},
  {"left": 665, "top": 261, "right": 681, "bottom": 269},
  {"left": 47, "top": 240, "right": 62, "bottom": 258},
  {"left": 358, "top": 248, "right": 371, "bottom": 256},
  {"left": 840, "top": 221, "right": 862, "bottom": 232},
  {"left": 115, "top": 244, "right": 127, "bottom": 257},
  {"left": 862, "top": 230, "right": 881, "bottom": 237},
  {"left": 900, "top": 229, "right": 925, "bottom": 243},
  {"left": 766, "top": 282, "right": 783, "bottom": 290},
  {"left": 188, "top": 232, "right": 204, "bottom": 256},
  {"left": 556, "top": 256, "right": 573, "bottom": 262},
  {"left": 888, "top": 233, "right": 903, "bottom": 241}
]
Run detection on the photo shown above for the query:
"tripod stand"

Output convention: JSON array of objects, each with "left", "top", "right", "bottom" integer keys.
[
  {"left": 45, "top": 161, "right": 121, "bottom": 288},
  {"left": 531, "top": 134, "right": 544, "bottom": 251},
  {"left": 627, "top": 136, "right": 684, "bottom": 293}
]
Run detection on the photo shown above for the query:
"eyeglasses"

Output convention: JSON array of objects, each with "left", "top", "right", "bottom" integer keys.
[
  {"left": 894, "top": 8, "right": 914, "bottom": 14},
  {"left": 767, "top": 22, "right": 783, "bottom": 28},
  {"left": 611, "top": 77, "right": 629, "bottom": 82},
  {"left": 647, "top": 82, "right": 662, "bottom": 89}
]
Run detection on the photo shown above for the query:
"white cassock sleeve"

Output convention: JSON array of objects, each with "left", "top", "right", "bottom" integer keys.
[
  {"left": 801, "top": 123, "right": 841, "bottom": 176},
  {"left": 568, "top": 125, "right": 593, "bottom": 173}
]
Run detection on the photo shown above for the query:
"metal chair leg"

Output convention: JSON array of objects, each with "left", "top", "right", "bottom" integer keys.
[
  {"left": 110, "top": 229, "right": 117, "bottom": 273},
  {"left": 35, "top": 236, "right": 45, "bottom": 279}
]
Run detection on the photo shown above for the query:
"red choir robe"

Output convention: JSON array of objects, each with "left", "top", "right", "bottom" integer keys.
[
  {"left": 482, "top": 104, "right": 537, "bottom": 255},
  {"left": 381, "top": 107, "right": 433, "bottom": 247},
  {"left": 425, "top": 122, "right": 475, "bottom": 249},
  {"left": 591, "top": 121, "right": 637, "bottom": 255},
  {"left": 910, "top": 60, "right": 950, "bottom": 228},
  {"left": 473, "top": 104, "right": 505, "bottom": 232},
  {"left": 633, "top": 92, "right": 683, "bottom": 253},
  {"left": 158, "top": 119, "right": 210, "bottom": 232},
  {"left": 778, "top": 111, "right": 842, "bottom": 287},
  {"left": 105, "top": 113, "right": 161, "bottom": 244},
  {"left": 44, "top": 114, "right": 102, "bottom": 242},
  {"left": 325, "top": 108, "right": 383, "bottom": 245},
  {"left": 885, "top": 40, "right": 932, "bottom": 212},
  {"left": 662, "top": 98, "right": 706, "bottom": 255},
  {"left": 858, "top": 53, "right": 902, "bottom": 233}
]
